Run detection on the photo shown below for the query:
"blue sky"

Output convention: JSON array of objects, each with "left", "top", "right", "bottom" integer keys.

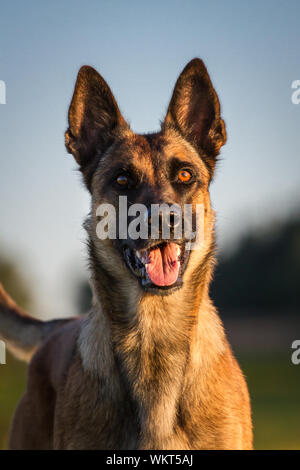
[{"left": 0, "top": 0, "right": 299, "bottom": 317}]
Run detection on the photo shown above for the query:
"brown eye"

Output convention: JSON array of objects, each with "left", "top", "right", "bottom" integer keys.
[
  {"left": 178, "top": 169, "right": 192, "bottom": 183},
  {"left": 116, "top": 174, "right": 129, "bottom": 186}
]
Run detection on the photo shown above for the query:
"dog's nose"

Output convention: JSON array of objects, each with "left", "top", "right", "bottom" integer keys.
[
  {"left": 146, "top": 206, "right": 182, "bottom": 233},
  {"left": 168, "top": 211, "right": 181, "bottom": 229}
]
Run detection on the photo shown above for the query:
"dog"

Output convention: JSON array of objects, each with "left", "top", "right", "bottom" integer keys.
[{"left": 0, "top": 58, "right": 252, "bottom": 449}]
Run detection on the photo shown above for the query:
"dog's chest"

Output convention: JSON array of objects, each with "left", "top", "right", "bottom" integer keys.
[
  {"left": 52, "top": 354, "right": 191, "bottom": 450},
  {"left": 52, "top": 358, "right": 239, "bottom": 450}
]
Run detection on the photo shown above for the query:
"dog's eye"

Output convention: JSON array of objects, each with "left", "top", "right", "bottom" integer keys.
[
  {"left": 116, "top": 174, "right": 129, "bottom": 187},
  {"left": 178, "top": 169, "right": 193, "bottom": 183}
]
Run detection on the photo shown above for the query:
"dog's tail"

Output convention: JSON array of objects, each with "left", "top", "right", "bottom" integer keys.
[{"left": 0, "top": 283, "right": 71, "bottom": 363}]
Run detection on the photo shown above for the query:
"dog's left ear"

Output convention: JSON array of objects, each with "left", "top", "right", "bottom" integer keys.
[
  {"left": 163, "top": 58, "right": 226, "bottom": 175},
  {"left": 65, "top": 66, "right": 128, "bottom": 188}
]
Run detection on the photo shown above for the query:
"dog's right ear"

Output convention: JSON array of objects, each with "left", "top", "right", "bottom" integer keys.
[{"left": 65, "top": 66, "right": 127, "bottom": 188}]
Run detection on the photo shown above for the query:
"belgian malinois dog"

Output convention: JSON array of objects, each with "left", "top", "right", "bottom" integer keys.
[{"left": 0, "top": 58, "right": 252, "bottom": 450}]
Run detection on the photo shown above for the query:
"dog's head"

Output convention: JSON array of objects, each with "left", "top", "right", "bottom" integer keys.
[{"left": 65, "top": 59, "right": 226, "bottom": 297}]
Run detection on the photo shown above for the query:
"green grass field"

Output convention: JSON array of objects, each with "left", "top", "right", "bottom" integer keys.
[
  {"left": 239, "top": 354, "right": 300, "bottom": 449},
  {"left": 0, "top": 352, "right": 299, "bottom": 449},
  {"left": 0, "top": 353, "right": 26, "bottom": 449}
]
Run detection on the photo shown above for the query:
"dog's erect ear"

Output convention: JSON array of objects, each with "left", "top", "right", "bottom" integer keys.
[
  {"left": 163, "top": 58, "right": 226, "bottom": 175},
  {"left": 65, "top": 66, "right": 127, "bottom": 187}
]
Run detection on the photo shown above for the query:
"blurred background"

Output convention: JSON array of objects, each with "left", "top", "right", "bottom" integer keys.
[{"left": 0, "top": 0, "right": 299, "bottom": 449}]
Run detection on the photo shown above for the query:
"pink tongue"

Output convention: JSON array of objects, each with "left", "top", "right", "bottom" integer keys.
[{"left": 146, "top": 243, "right": 180, "bottom": 287}]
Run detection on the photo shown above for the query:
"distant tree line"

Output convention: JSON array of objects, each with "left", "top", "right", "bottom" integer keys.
[{"left": 211, "top": 215, "right": 300, "bottom": 315}]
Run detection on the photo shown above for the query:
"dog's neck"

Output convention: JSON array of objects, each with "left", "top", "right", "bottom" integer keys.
[{"left": 79, "top": 238, "right": 226, "bottom": 448}]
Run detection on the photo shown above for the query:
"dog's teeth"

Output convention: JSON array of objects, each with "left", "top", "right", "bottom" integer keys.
[{"left": 136, "top": 250, "right": 147, "bottom": 264}]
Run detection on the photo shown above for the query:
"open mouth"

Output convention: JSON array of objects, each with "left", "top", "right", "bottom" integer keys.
[{"left": 123, "top": 241, "right": 190, "bottom": 293}]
